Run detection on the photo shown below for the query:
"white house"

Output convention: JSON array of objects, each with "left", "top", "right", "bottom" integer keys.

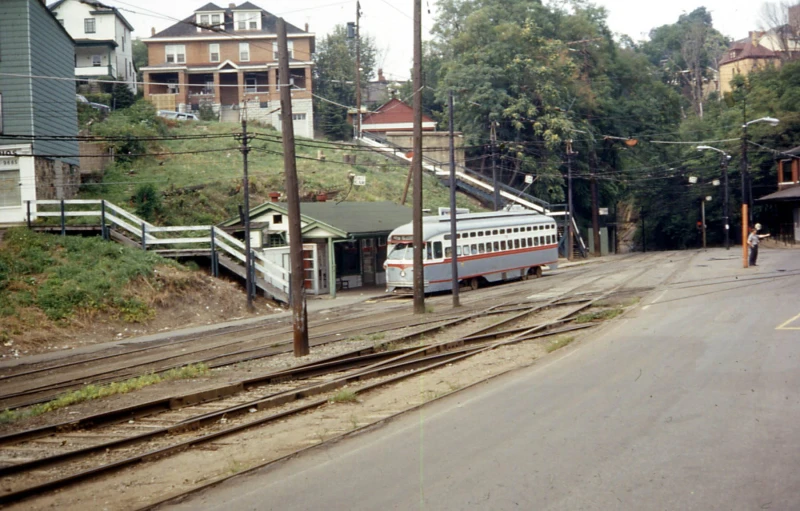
[{"left": 49, "top": 0, "right": 136, "bottom": 91}]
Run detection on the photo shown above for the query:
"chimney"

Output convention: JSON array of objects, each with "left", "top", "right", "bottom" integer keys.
[
  {"left": 378, "top": 68, "right": 385, "bottom": 83},
  {"left": 151, "top": 27, "right": 156, "bottom": 36},
  {"left": 750, "top": 31, "right": 759, "bottom": 47},
  {"left": 304, "top": 23, "right": 309, "bottom": 32},
  {"left": 268, "top": 192, "right": 281, "bottom": 203}
]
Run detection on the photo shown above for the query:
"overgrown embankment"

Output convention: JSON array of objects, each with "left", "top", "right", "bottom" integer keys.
[{"left": 0, "top": 229, "right": 258, "bottom": 357}]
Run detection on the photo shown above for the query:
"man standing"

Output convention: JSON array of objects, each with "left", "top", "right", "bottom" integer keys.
[{"left": 748, "top": 223, "right": 768, "bottom": 267}]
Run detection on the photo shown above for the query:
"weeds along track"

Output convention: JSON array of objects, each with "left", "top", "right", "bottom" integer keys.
[
  {"left": 0, "top": 304, "right": 496, "bottom": 411},
  {"left": 0, "top": 280, "right": 635, "bottom": 507}
]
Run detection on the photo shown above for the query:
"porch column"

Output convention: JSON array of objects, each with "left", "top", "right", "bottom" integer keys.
[
  {"left": 793, "top": 160, "right": 799, "bottom": 185},
  {"left": 237, "top": 70, "right": 245, "bottom": 109},
  {"left": 143, "top": 71, "right": 151, "bottom": 97},
  {"left": 305, "top": 67, "right": 312, "bottom": 92},
  {"left": 328, "top": 237, "right": 336, "bottom": 298},
  {"left": 177, "top": 71, "right": 188, "bottom": 111},
  {"left": 213, "top": 72, "right": 221, "bottom": 108},
  {"left": 268, "top": 67, "right": 277, "bottom": 102}
]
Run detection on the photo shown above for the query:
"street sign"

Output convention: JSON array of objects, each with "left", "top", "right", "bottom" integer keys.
[
  {"left": 524, "top": 174, "right": 533, "bottom": 184},
  {"left": 599, "top": 207, "right": 609, "bottom": 215},
  {"left": 688, "top": 176, "right": 698, "bottom": 184},
  {"left": 353, "top": 175, "right": 366, "bottom": 186}
]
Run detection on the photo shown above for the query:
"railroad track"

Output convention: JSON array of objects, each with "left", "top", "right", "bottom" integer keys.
[{"left": 0, "top": 287, "right": 616, "bottom": 506}]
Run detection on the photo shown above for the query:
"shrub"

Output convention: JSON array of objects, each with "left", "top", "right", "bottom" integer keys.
[
  {"left": 198, "top": 103, "right": 217, "bottom": 121},
  {"left": 111, "top": 82, "right": 136, "bottom": 110},
  {"left": 133, "top": 183, "right": 162, "bottom": 221}
]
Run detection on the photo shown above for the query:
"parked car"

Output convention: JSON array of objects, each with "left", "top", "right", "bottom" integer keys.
[
  {"left": 76, "top": 94, "right": 110, "bottom": 113},
  {"left": 157, "top": 110, "right": 199, "bottom": 121}
]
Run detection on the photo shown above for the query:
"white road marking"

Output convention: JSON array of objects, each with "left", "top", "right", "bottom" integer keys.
[{"left": 642, "top": 290, "right": 668, "bottom": 310}]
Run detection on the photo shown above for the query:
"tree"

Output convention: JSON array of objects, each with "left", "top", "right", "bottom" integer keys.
[
  {"left": 759, "top": 1, "right": 800, "bottom": 57},
  {"left": 132, "top": 39, "right": 148, "bottom": 83},
  {"left": 313, "top": 25, "right": 378, "bottom": 139},
  {"left": 111, "top": 82, "right": 136, "bottom": 110}
]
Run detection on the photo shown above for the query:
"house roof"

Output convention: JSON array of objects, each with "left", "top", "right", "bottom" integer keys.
[
  {"left": 756, "top": 186, "right": 800, "bottom": 203},
  {"left": 719, "top": 40, "right": 779, "bottom": 66},
  {"left": 151, "top": 2, "right": 308, "bottom": 39},
  {"left": 362, "top": 98, "right": 435, "bottom": 127},
  {"left": 222, "top": 201, "right": 413, "bottom": 237},
  {"left": 49, "top": 0, "right": 134, "bottom": 32}
]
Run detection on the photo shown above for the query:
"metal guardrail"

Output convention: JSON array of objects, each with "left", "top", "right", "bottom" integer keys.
[
  {"left": 25, "top": 199, "right": 290, "bottom": 298},
  {"left": 358, "top": 132, "right": 552, "bottom": 212}
]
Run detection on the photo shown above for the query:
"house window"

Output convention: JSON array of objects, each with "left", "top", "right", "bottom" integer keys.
[
  {"left": 235, "top": 11, "right": 260, "bottom": 30},
  {"left": 245, "top": 76, "right": 257, "bottom": 93},
  {"left": 250, "top": 20, "right": 257, "bottom": 29},
  {"left": 272, "top": 41, "right": 294, "bottom": 60},
  {"left": 92, "top": 55, "right": 102, "bottom": 67},
  {"left": 84, "top": 18, "right": 95, "bottom": 33},
  {"left": 167, "top": 79, "right": 178, "bottom": 94},
  {"left": 204, "top": 78, "right": 214, "bottom": 94},
  {"left": 165, "top": 45, "right": 186, "bottom": 64},
  {"left": 122, "top": 35, "right": 125, "bottom": 51},
  {"left": 239, "top": 42, "right": 250, "bottom": 62},
  {"left": 211, "top": 14, "right": 220, "bottom": 26},
  {"left": 209, "top": 43, "right": 220, "bottom": 62},
  {"left": 273, "top": 214, "right": 283, "bottom": 225},
  {"left": 200, "top": 14, "right": 209, "bottom": 25}
]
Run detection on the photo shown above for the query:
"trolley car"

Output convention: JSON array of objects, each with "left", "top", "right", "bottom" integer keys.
[{"left": 385, "top": 210, "right": 559, "bottom": 294}]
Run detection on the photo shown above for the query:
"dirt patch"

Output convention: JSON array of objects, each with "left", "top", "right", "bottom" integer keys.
[{"left": 0, "top": 269, "right": 280, "bottom": 360}]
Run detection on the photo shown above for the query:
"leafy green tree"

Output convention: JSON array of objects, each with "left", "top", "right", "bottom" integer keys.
[
  {"left": 132, "top": 39, "right": 148, "bottom": 83},
  {"left": 111, "top": 82, "right": 136, "bottom": 110},
  {"left": 313, "top": 25, "right": 378, "bottom": 140}
]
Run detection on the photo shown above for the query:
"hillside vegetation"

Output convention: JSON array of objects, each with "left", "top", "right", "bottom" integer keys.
[
  {"left": 0, "top": 228, "right": 257, "bottom": 357},
  {"left": 80, "top": 104, "right": 480, "bottom": 226}
]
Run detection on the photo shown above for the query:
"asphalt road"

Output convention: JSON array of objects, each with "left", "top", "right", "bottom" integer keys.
[{"left": 166, "top": 248, "right": 800, "bottom": 511}]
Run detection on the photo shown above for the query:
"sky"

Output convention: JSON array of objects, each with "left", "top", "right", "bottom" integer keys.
[{"left": 117, "top": 0, "right": 774, "bottom": 80}]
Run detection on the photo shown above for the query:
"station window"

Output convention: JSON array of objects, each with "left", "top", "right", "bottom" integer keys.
[
  {"left": 534, "top": 237, "right": 540, "bottom": 247},
  {"left": 493, "top": 241, "right": 499, "bottom": 251},
  {"left": 445, "top": 247, "right": 452, "bottom": 258},
  {"left": 492, "top": 229, "right": 498, "bottom": 235},
  {"left": 478, "top": 231, "right": 484, "bottom": 236},
  {"left": 463, "top": 245, "right": 469, "bottom": 255},
  {"left": 527, "top": 237, "right": 532, "bottom": 246},
  {"left": 478, "top": 243, "right": 486, "bottom": 254},
  {"left": 514, "top": 239, "right": 520, "bottom": 249},
  {"left": 471, "top": 244, "right": 478, "bottom": 254},
  {"left": 500, "top": 229, "right": 506, "bottom": 234},
  {"left": 470, "top": 232, "right": 476, "bottom": 238},
  {"left": 434, "top": 242, "right": 443, "bottom": 259},
  {"left": 486, "top": 243, "right": 493, "bottom": 253},
  {"left": 521, "top": 238, "right": 527, "bottom": 248},
  {"left": 501, "top": 240, "right": 507, "bottom": 250},
  {"left": 456, "top": 247, "right": 462, "bottom": 256}
]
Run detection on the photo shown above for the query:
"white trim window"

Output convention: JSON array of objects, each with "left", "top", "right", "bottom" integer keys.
[
  {"left": 91, "top": 55, "right": 102, "bottom": 67},
  {"left": 272, "top": 41, "right": 293, "bottom": 60},
  {"left": 84, "top": 18, "right": 95, "bottom": 33},
  {"left": 234, "top": 11, "right": 260, "bottom": 30},
  {"left": 165, "top": 45, "right": 186, "bottom": 64},
  {"left": 209, "top": 43, "right": 220, "bottom": 63},
  {"left": 245, "top": 76, "right": 257, "bottom": 93},
  {"left": 239, "top": 42, "right": 250, "bottom": 62}
]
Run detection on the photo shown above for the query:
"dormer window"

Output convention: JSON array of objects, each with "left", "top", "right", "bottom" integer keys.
[
  {"left": 234, "top": 11, "right": 260, "bottom": 31},
  {"left": 196, "top": 12, "right": 223, "bottom": 31},
  {"left": 730, "top": 51, "right": 736, "bottom": 59}
]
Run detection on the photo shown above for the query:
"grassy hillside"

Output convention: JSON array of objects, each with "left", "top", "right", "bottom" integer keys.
[{"left": 80, "top": 117, "right": 482, "bottom": 226}]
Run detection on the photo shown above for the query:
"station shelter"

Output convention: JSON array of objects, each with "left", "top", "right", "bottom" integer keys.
[{"left": 221, "top": 199, "right": 412, "bottom": 296}]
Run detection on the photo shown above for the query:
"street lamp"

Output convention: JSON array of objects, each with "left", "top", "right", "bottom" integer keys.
[
  {"left": 697, "top": 145, "right": 732, "bottom": 249},
  {"left": 741, "top": 117, "right": 780, "bottom": 220}
]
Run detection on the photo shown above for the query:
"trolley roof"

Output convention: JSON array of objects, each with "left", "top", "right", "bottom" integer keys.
[{"left": 389, "top": 210, "right": 556, "bottom": 240}]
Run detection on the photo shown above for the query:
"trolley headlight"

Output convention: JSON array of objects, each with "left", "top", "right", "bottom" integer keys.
[{"left": 400, "top": 270, "right": 406, "bottom": 278}]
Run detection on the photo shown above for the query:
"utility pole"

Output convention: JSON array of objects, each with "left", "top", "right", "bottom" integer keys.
[
  {"left": 411, "top": 0, "right": 425, "bottom": 314},
  {"left": 590, "top": 153, "right": 601, "bottom": 257},
  {"left": 566, "top": 140, "right": 576, "bottom": 260},
  {"left": 448, "top": 91, "right": 460, "bottom": 308},
  {"left": 237, "top": 113, "right": 254, "bottom": 311},
  {"left": 641, "top": 209, "right": 646, "bottom": 253},
  {"left": 701, "top": 198, "right": 707, "bottom": 249},
  {"left": 354, "top": 1, "right": 362, "bottom": 139},
  {"left": 490, "top": 121, "right": 499, "bottom": 211},
  {"left": 278, "top": 18, "right": 309, "bottom": 356},
  {"left": 722, "top": 152, "right": 730, "bottom": 250}
]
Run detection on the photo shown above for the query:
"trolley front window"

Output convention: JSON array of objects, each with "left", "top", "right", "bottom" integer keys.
[{"left": 388, "top": 243, "right": 413, "bottom": 260}]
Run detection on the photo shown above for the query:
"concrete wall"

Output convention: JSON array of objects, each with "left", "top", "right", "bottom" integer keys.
[{"left": 385, "top": 131, "right": 465, "bottom": 167}]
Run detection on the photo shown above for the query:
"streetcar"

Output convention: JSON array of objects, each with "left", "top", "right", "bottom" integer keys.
[{"left": 385, "top": 210, "right": 559, "bottom": 294}]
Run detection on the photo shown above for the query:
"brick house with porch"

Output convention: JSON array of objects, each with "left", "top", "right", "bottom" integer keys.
[{"left": 140, "top": 2, "right": 314, "bottom": 137}]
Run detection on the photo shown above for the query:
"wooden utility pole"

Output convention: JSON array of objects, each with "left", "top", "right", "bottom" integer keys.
[
  {"left": 278, "top": 18, "right": 309, "bottom": 356},
  {"left": 412, "top": 0, "right": 425, "bottom": 314},
  {"left": 448, "top": 91, "right": 460, "bottom": 308},
  {"left": 238, "top": 114, "right": 254, "bottom": 311},
  {"left": 591, "top": 164, "right": 601, "bottom": 256},
  {"left": 355, "top": 1, "right": 362, "bottom": 139},
  {"left": 491, "top": 121, "right": 499, "bottom": 211},
  {"left": 566, "top": 140, "right": 576, "bottom": 260},
  {"left": 701, "top": 199, "right": 707, "bottom": 249}
]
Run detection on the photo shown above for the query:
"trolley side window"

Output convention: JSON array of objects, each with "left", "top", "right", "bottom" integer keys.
[
  {"left": 433, "top": 241, "right": 443, "bottom": 259},
  {"left": 514, "top": 239, "right": 520, "bottom": 249}
]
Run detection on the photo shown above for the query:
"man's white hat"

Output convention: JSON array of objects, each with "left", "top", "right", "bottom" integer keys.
[{"left": 755, "top": 223, "right": 762, "bottom": 231}]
